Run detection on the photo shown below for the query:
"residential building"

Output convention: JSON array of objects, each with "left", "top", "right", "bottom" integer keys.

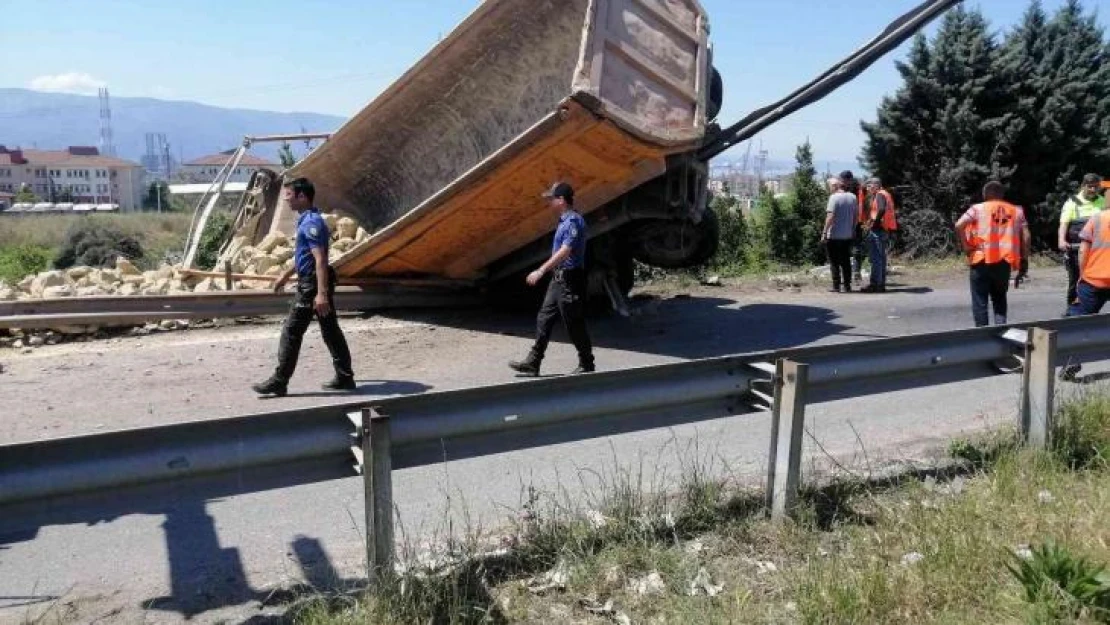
[
  {"left": 0, "top": 145, "right": 145, "bottom": 211},
  {"left": 180, "top": 150, "right": 280, "bottom": 184}
]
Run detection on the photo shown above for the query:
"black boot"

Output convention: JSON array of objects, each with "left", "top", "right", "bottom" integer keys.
[
  {"left": 322, "top": 375, "right": 356, "bottom": 391},
  {"left": 509, "top": 351, "right": 542, "bottom": 376},
  {"left": 252, "top": 376, "right": 287, "bottom": 397},
  {"left": 570, "top": 363, "right": 595, "bottom": 374}
]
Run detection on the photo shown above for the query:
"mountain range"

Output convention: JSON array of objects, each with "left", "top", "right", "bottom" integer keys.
[
  {"left": 0, "top": 88, "right": 860, "bottom": 175},
  {"left": 0, "top": 88, "right": 346, "bottom": 165}
]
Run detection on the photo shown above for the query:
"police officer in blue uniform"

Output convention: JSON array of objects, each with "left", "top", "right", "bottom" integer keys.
[
  {"left": 509, "top": 182, "right": 596, "bottom": 376},
  {"left": 253, "top": 177, "right": 355, "bottom": 396}
]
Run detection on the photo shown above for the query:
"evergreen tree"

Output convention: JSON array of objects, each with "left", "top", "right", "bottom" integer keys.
[
  {"left": 789, "top": 141, "right": 828, "bottom": 265},
  {"left": 710, "top": 193, "right": 750, "bottom": 269},
  {"left": 999, "top": 0, "right": 1110, "bottom": 244},
  {"left": 861, "top": 8, "right": 1008, "bottom": 245}
]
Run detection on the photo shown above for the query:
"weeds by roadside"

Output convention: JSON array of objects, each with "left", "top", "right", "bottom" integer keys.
[{"left": 283, "top": 391, "right": 1110, "bottom": 625}]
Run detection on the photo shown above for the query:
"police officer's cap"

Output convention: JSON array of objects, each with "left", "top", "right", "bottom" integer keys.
[{"left": 542, "top": 181, "right": 575, "bottom": 203}]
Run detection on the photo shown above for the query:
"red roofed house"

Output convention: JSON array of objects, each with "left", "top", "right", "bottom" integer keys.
[
  {"left": 0, "top": 145, "right": 145, "bottom": 210},
  {"left": 181, "top": 150, "right": 280, "bottom": 184}
]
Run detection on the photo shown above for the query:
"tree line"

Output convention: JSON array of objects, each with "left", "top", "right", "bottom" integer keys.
[
  {"left": 862, "top": 0, "right": 1109, "bottom": 256},
  {"left": 708, "top": 0, "right": 1108, "bottom": 270}
]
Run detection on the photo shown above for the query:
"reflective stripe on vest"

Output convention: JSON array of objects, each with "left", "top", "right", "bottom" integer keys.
[
  {"left": 968, "top": 201, "right": 1022, "bottom": 269},
  {"left": 1084, "top": 213, "right": 1110, "bottom": 285}
]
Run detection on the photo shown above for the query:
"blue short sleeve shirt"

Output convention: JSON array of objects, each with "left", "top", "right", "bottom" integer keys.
[
  {"left": 553, "top": 210, "right": 587, "bottom": 270},
  {"left": 294, "top": 208, "right": 329, "bottom": 276}
]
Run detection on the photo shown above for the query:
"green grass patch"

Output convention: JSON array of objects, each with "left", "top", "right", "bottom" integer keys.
[{"left": 285, "top": 385, "right": 1110, "bottom": 625}]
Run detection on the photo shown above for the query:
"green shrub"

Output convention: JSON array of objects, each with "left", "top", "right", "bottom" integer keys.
[
  {"left": 1007, "top": 541, "right": 1110, "bottom": 621},
  {"left": 194, "top": 210, "right": 234, "bottom": 270},
  {"left": 0, "top": 244, "right": 52, "bottom": 284},
  {"left": 53, "top": 223, "right": 144, "bottom": 269}
]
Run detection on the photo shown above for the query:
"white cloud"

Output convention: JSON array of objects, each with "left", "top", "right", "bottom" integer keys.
[{"left": 29, "top": 72, "right": 107, "bottom": 95}]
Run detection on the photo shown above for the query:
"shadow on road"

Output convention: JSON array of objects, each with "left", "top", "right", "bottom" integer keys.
[
  {"left": 0, "top": 460, "right": 368, "bottom": 620},
  {"left": 392, "top": 295, "right": 872, "bottom": 360},
  {"left": 260, "top": 380, "right": 431, "bottom": 400}
]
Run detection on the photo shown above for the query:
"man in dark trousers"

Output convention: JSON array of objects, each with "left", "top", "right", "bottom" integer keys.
[
  {"left": 509, "top": 182, "right": 596, "bottom": 376},
  {"left": 253, "top": 177, "right": 355, "bottom": 396}
]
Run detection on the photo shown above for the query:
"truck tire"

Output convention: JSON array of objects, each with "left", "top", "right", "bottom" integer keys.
[
  {"left": 707, "top": 66, "right": 724, "bottom": 122},
  {"left": 626, "top": 209, "right": 720, "bottom": 269}
]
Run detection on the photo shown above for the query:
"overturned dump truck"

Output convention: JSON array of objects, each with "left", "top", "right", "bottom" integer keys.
[{"left": 219, "top": 0, "right": 959, "bottom": 309}]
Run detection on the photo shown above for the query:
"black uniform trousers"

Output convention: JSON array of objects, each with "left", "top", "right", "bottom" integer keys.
[
  {"left": 1065, "top": 248, "right": 1081, "bottom": 307},
  {"left": 274, "top": 266, "right": 353, "bottom": 383},
  {"left": 969, "top": 261, "right": 1012, "bottom": 327},
  {"left": 531, "top": 268, "right": 594, "bottom": 367}
]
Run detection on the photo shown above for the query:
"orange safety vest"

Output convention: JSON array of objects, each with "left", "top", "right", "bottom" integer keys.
[
  {"left": 859, "top": 189, "right": 897, "bottom": 230},
  {"left": 965, "top": 200, "right": 1023, "bottom": 269},
  {"left": 1081, "top": 212, "right": 1110, "bottom": 289}
]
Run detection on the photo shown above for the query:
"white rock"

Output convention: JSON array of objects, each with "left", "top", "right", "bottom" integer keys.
[
  {"left": 194, "top": 278, "right": 223, "bottom": 293},
  {"left": 355, "top": 227, "right": 370, "bottom": 243},
  {"left": 1037, "top": 490, "right": 1055, "bottom": 504},
  {"left": 0, "top": 286, "right": 14, "bottom": 301},
  {"left": 27, "top": 335, "right": 45, "bottom": 347},
  {"left": 336, "top": 217, "right": 358, "bottom": 240},
  {"left": 270, "top": 246, "right": 293, "bottom": 264},
  {"left": 121, "top": 275, "right": 145, "bottom": 286},
  {"left": 629, "top": 571, "right": 666, "bottom": 595},
  {"left": 257, "top": 232, "right": 289, "bottom": 254},
  {"left": 1014, "top": 544, "right": 1034, "bottom": 560},
  {"left": 18, "top": 275, "right": 35, "bottom": 292},
  {"left": 585, "top": 509, "right": 609, "bottom": 530},
  {"left": 155, "top": 265, "right": 175, "bottom": 280},
  {"left": 687, "top": 567, "right": 724, "bottom": 597},
  {"left": 42, "top": 285, "right": 75, "bottom": 298},
  {"left": 525, "top": 559, "right": 569, "bottom": 595},
  {"left": 66, "top": 266, "right": 92, "bottom": 280},
  {"left": 115, "top": 257, "right": 141, "bottom": 276},
  {"left": 117, "top": 282, "right": 140, "bottom": 296},
  {"left": 252, "top": 255, "right": 279, "bottom": 275},
  {"left": 901, "top": 552, "right": 925, "bottom": 566},
  {"left": 31, "top": 271, "right": 67, "bottom": 297}
]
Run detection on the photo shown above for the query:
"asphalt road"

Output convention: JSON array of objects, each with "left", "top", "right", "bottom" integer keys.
[{"left": 0, "top": 267, "right": 1103, "bottom": 624}]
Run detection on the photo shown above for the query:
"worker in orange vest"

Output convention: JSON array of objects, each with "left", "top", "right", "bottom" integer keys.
[
  {"left": 859, "top": 178, "right": 898, "bottom": 293},
  {"left": 954, "top": 181, "right": 1031, "bottom": 327},
  {"left": 1060, "top": 183, "right": 1110, "bottom": 381}
]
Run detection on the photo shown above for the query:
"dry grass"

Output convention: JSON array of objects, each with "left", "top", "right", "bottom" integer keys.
[
  {"left": 284, "top": 389, "right": 1110, "bottom": 624},
  {"left": 0, "top": 212, "right": 193, "bottom": 271}
]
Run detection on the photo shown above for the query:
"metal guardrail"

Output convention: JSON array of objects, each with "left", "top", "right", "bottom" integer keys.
[
  {"left": 0, "top": 287, "right": 478, "bottom": 329},
  {"left": 1, "top": 313, "right": 1109, "bottom": 577}
]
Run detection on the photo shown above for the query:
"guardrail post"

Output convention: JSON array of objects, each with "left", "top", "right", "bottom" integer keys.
[
  {"left": 362, "top": 407, "right": 394, "bottom": 583},
  {"left": 1021, "top": 328, "right": 1057, "bottom": 448},
  {"left": 766, "top": 359, "right": 809, "bottom": 521}
]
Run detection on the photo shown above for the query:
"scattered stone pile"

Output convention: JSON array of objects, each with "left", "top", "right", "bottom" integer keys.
[
  {"left": 0, "top": 214, "right": 367, "bottom": 302},
  {"left": 0, "top": 213, "right": 368, "bottom": 348}
]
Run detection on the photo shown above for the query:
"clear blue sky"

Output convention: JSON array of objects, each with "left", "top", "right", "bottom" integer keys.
[{"left": 1, "top": 0, "right": 1107, "bottom": 168}]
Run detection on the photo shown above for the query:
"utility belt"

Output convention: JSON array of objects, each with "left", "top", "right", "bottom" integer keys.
[
  {"left": 1066, "top": 217, "right": 1090, "bottom": 245},
  {"left": 295, "top": 265, "right": 337, "bottom": 291}
]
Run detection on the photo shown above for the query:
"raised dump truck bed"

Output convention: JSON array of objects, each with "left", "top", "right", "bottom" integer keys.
[{"left": 272, "top": 0, "right": 714, "bottom": 285}]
